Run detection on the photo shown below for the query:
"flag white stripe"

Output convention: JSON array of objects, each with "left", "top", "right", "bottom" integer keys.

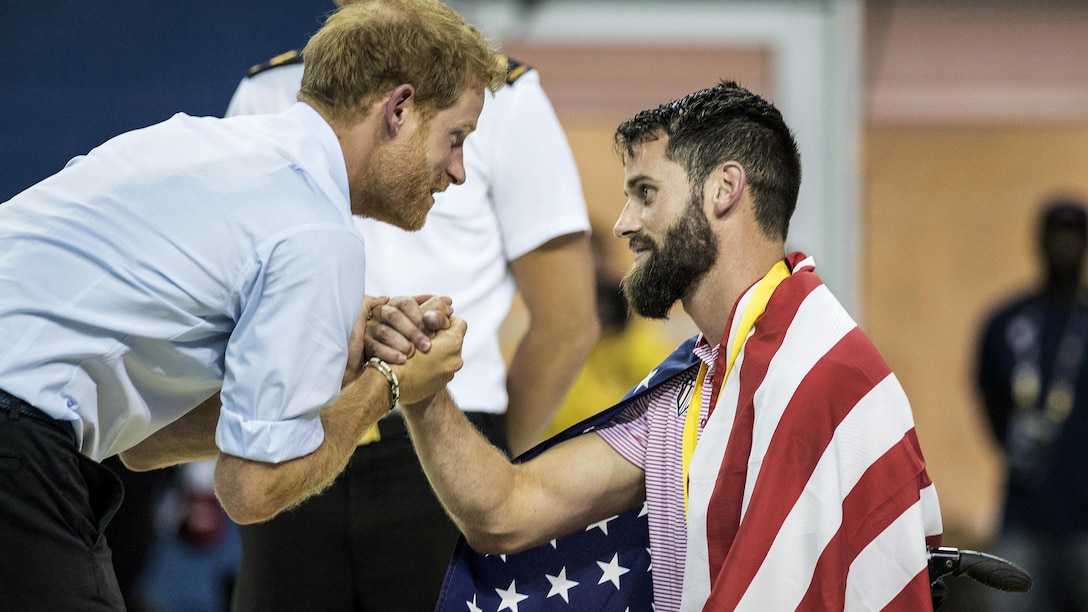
[
  {"left": 737, "top": 375, "right": 915, "bottom": 609},
  {"left": 844, "top": 501, "right": 928, "bottom": 611},
  {"left": 742, "top": 284, "right": 857, "bottom": 514},
  {"left": 921, "top": 483, "right": 944, "bottom": 539}
]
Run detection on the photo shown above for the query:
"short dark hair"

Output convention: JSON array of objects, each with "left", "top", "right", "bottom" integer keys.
[{"left": 614, "top": 80, "right": 801, "bottom": 241}]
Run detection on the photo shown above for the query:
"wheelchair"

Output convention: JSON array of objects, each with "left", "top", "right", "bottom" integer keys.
[{"left": 929, "top": 546, "right": 1032, "bottom": 609}]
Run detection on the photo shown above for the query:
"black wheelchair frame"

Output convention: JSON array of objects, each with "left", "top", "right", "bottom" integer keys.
[{"left": 928, "top": 546, "right": 1032, "bottom": 609}]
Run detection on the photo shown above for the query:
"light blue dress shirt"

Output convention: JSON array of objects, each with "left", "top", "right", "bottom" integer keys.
[{"left": 0, "top": 103, "right": 366, "bottom": 463}]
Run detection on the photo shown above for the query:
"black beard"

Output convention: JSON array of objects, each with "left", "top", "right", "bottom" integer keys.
[{"left": 620, "top": 199, "right": 718, "bottom": 319}]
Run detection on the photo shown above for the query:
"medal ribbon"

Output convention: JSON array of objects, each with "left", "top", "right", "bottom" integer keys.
[{"left": 682, "top": 260, "right": 791, "bottom": 516}]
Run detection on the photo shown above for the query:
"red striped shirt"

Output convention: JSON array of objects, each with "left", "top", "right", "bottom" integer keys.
[{"left": 598, "top": 341, "right": 717, "bottom": 612}]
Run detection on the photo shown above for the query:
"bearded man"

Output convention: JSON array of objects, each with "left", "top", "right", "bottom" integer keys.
[{"left": 371, "top": 80, "right": 944, "bottom": 611}]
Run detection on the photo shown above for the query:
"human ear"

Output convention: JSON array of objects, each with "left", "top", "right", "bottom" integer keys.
[
  {"left": 712, "top": 161, "right": 746, "bottom": 218},
  {"left": 382, "top": 84, "right": 416, "bottom": 137}
]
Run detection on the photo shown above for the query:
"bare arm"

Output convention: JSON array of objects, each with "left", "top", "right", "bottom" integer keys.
[
  {"left": 125, "top": 295, "right": 463, "bottom": 526},
  {"left": 401, "top": 389, "right": 643, "bottom": 554},
  {"left": 213, "top": 316, "right": 466, "bottom": 525},
  {"left": 119, "top": 393, "right": 222, "bottom": 470},
  {"left": 213, "top": 365, "right": 396, "bottom": 524},
  {"left": 119, "top": 382, "right": 390, "bottom": 526},
  {"left": 505, "top": 232, "right": 600, "bottom": 454},
  {"left": 119, "top": 296, "right": 394, "bottom": 473}
]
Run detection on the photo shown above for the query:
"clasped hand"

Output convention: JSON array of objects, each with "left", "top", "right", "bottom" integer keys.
[{"left": 346, "top": 294, "right": 466, "bottom": 404}]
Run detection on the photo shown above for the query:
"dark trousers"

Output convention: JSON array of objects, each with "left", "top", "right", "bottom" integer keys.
[
  {"left": 231, "top": 412, "right": 505, "bottom": 612},
  {"left": 0, "top": 391, "right": 126, "bottom": 611},
  {"left": 102, "top": 456, "right": 177, "bottom": 611}
]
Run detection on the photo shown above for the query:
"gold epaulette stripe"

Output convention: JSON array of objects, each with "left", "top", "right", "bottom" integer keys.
[
  {"left": 246, "top": 49, "right": 304, "bottom": 78},
  {"left": 504, "top": 56, "right": 532, "bottom": 85}
]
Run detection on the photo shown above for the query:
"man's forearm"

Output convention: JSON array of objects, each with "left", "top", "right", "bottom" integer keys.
[
  {"left": 119, "top": 394, "right": 221, "bottom": 471},
  {"left": 402, "top": 390, "right": 530, "bottom": 550},
  {"left": 214, "top": 367, "right": 393, "bottom": 524},
  {"left": 404, "top": 389, "right": 646, "bottom": 554},
  {"left": 505, "top": 233, "right": 599, "bottom": 455}
]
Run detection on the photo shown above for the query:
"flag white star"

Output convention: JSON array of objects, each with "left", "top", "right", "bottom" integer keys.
[
  {"left": 635, "top": 369, "right": 658, "bottom": 392},
  {"left": 585, "top": 515, "right": 615, "bottom": 536},
  {"left": 546, "top": 567, "right": 579, "bottom": 603},
  {"left": 465, "top": 594, "right": 483, "bottom": 612},
  {"left": 646, "top": 547, "right": 653, "bottom": 572},
  {"left": 496, "top": 580, "right": 529, "bottom": 612},
  {"left": 597, "top": 553, "right": 631, "bottom": 589},
  {"left": 638, "top": 502, "right": 649, "bottom": 517}
]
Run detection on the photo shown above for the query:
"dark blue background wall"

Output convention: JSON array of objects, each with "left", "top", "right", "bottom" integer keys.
[{"left": 0, "top": 1, "right": 334, "bottom": 202}]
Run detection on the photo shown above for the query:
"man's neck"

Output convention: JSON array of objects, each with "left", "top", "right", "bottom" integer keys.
[
  {"left": 335, "top": 115, "right": 385, "bottom": 216},
  {"left": 684, "top": 243, "right": 786, "bottom": 347}
]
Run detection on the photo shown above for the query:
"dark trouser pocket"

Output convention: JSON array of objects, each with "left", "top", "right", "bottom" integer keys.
[{"left": 0, "top": 415, "right": 127, "bottom": 610}]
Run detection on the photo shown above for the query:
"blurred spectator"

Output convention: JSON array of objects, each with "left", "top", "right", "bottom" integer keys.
[
  {"left": 975, "top": 195, "right": 1088, "bottom": 611},
  {"left": 137, "top": 461, "right": 241, "bottom": 612}
]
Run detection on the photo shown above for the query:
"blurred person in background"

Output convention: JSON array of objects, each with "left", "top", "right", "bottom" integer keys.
[
  {"left": 975, "top": 196, "right": 1088, "bottom": 612},
  {"left": 101, "top": 457, "right": 177, "bottom": 611}
]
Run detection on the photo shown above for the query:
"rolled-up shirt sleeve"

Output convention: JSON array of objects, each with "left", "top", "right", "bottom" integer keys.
[{"left": 215, "top": 226, "right": 366, "bottom": 463}]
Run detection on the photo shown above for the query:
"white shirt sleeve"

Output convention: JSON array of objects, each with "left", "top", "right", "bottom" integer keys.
[{"left": 485, "top": 69, "right": 591, "bottom": 260}]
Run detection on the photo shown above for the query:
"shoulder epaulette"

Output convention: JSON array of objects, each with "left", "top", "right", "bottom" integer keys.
[
  {"left": 246, "top": 50, "right": 304, "bottom": 78},
  {"left": 504, "top": 56, "right": 532, "bottom": 85}
]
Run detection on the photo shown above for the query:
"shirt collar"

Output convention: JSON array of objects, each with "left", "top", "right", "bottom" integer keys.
[{"left": 279, "top": 103, "right": 351, "bottom": 219}]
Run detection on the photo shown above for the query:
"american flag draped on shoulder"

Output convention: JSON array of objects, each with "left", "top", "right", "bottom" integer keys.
[
  {"left": 435, "top": 338, "right": 701, "bottom": 612},
  {"left": 681, "top": 253, "right": 943, "bottom": 610}
]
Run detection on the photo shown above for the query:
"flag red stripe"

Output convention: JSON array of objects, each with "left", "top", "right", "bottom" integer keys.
[
  {"left": 702, "top": 271, "right": 820, "bottom": 586},
  {"left": 704, "top": 326, "right": 893, "bottom": 610},
  {"left": 794, "top": 430, "right": 930, "bottom": 610}
]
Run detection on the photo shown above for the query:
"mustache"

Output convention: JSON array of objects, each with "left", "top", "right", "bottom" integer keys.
[
  {"left": 628, "top": 233, "right": 656, "bottom": 253},
  {"left": 432, "top": 177, "right": 452, "bottom": 194}
]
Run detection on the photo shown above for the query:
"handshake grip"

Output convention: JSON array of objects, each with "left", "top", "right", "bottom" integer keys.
[{"left": 393, "top": 318, "right": 466, "bottom": 405}]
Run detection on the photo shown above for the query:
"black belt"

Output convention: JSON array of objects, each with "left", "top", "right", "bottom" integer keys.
[{"left": 0, "top": 388, "right": 77, "bottom": 445}]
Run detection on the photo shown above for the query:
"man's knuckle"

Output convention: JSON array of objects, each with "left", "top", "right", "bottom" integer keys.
[{"left": 374, "top": 326, "right": 395, "bottom": 343}]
